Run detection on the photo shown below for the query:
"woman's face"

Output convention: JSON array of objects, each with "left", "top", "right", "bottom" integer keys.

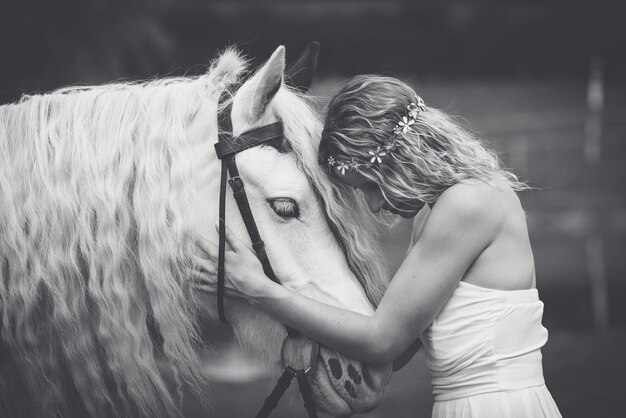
[{"left": 334, "top": 169, "right": 422, "bottom": 218}]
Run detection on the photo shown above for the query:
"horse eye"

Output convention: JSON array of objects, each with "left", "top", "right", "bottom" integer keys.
[{"left": 267, "top": 198, "right": 300, "bottom": 220}]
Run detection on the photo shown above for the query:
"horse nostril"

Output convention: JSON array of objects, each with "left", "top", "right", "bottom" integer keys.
[
  {"left": 347, "top": 363, "right": 363, "bottom": 385},
  {"left": 344, "top": 380, "right": 358, "bottom": 399},
  {"left": 328, "top": 358, "right": 343, "bottom": 380}
]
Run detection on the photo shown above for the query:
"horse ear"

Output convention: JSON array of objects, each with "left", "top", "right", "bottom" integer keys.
[
  {"left": 285, "top": 42, "right": 320, "bottom": 93},
  {"left": 248, "top": 45, "right": 286, "bottom": 120}
]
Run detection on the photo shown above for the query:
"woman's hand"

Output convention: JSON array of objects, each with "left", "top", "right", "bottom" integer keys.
[{"left": 191, "top": 224, "right": 274, "bottom": 301}]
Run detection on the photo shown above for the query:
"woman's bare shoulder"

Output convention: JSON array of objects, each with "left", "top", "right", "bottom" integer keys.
[{"left": 433, "top": 181, "right": 518, "bottom": 231}]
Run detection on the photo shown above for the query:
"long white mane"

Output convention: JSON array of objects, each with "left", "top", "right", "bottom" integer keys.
[{"left": 0, "top": 49, "right": 386, "bottom": 417}]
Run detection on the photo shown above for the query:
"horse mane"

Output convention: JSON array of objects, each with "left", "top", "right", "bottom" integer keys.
[
  {"left": 0, "top": 47, "right": 387, "bottom": 417},
  {"left": 0, "top": 48, "right": 247, "bottom": 417}
]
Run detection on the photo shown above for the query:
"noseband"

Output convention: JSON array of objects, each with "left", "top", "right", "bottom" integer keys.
[{"left": 214, "top": 91, "right": 319, "bottom": 418}]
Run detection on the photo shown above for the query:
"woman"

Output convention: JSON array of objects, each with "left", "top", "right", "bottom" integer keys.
[{"left": 194, "top": 75, "right": 561, "bottom": 417}]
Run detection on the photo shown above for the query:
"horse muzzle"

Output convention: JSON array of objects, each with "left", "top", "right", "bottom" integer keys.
[{"left": 310, "top": 345, "right": 392, "bottom": 417}]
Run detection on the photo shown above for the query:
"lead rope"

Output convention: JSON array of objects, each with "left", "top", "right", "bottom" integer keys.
[
  {"left": 296, "top": 369, "right": 318, "bottom": 418},
  {"left": 256, "top": 336, "right": 320, "bottom": 418}
]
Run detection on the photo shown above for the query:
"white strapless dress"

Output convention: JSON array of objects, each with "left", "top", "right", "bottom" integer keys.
[{"left": 408, "top": 206, "right": 562, "bottom": 418}]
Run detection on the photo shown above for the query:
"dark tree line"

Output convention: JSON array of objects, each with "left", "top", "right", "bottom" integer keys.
[{"left": 1, "top": 0, "right": 623, "bottom": 103}]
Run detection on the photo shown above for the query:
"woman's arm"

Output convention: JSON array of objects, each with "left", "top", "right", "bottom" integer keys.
[{"left": 195, "top": 184, "right": 497, "bottom": 365}]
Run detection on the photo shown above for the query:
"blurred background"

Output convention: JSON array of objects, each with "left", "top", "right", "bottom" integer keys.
[{"left": 1, "top": 0, "right": 624, "bottom": 417}]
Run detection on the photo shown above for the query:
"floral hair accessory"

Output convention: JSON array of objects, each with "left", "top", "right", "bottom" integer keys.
[{"left": 327, "top": 95, "right": 426, "bottom": 174}]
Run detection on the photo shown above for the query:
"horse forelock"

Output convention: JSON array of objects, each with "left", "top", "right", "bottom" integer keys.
[
  {"left": 271, "top": 88, "right": 388, "bottom": 306},
  {"left": 0, "top": 50, "right": 247, "bottom": 417}
]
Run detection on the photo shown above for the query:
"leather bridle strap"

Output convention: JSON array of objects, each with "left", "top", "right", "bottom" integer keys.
[
  {"left": 214, "top": 93, "right": 295, "bottom": 329},
  {"left": 215, "top": 94, "right": 233, "bottom": 323},
  {"left": 215, "top": 96, "right": 283, "bottom": 322},
  {"left": 214, "top": 122, "right": 284, "bottom": 160},
  {"left": 217, "top": 122, "right": 283, "bottom": 281}
]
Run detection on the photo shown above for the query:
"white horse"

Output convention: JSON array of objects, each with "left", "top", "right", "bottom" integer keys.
[{"left": 0, "top": 45, "right": 392, "bottom": 417}]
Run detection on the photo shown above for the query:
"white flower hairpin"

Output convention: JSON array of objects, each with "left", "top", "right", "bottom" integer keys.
[{"left": 327, "top": 96, "right": 426, "bottom": 174}]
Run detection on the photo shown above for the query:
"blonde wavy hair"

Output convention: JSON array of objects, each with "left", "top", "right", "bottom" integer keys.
[{"left": 319, "top": 75, "right": 527, "bottom": 215}]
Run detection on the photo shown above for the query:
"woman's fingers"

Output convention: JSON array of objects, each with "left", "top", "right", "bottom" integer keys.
[
  {"left": 191, "top": 277, "right": 241, "bottom": 298},
  {"left": 190, "top": 250, "right": 239, "bottom": 281},
  {"left": 189, "top": 256, "right": 216, "bottom": 283},
  {"left": 191, "top": 246, "right": 240, "bottom": 276},
  {"left": 196, "top": 237, "right": 218, "bottom": 260},
  {"left": 214, "top": 223, "right": 232, "bottom": 251},
  {"left": 214, "top": 222, "right": 252, "bottom": 253},
  {"left": 225, "top": 224, "right": 256, "bottom": 254},
  {"left": 193, "top": 262, "right": 216, "bottom": 279},
  {"left": 191, "top": 280, "right": 216, "bottom": 294}
]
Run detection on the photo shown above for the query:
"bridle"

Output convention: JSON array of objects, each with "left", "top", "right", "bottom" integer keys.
[
  {"left": 214, "top": 97, "right": 284, "bottom": 323},
  {"left": 211, "top": 42, "right": 418, "bottom": 417},
  {"left": 214, "top": 87, "right": 319, "bottom": 418}
]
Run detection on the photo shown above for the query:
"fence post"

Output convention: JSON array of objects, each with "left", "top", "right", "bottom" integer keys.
[
  {"left": 587, "top": 236, "right": 608, "bottom": 332},
  {"left": 584, "top": 55, "right": 608, "bottom": 332},
  {"left": 584, "top": 56, "right": 603, "bottom": 165}
]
